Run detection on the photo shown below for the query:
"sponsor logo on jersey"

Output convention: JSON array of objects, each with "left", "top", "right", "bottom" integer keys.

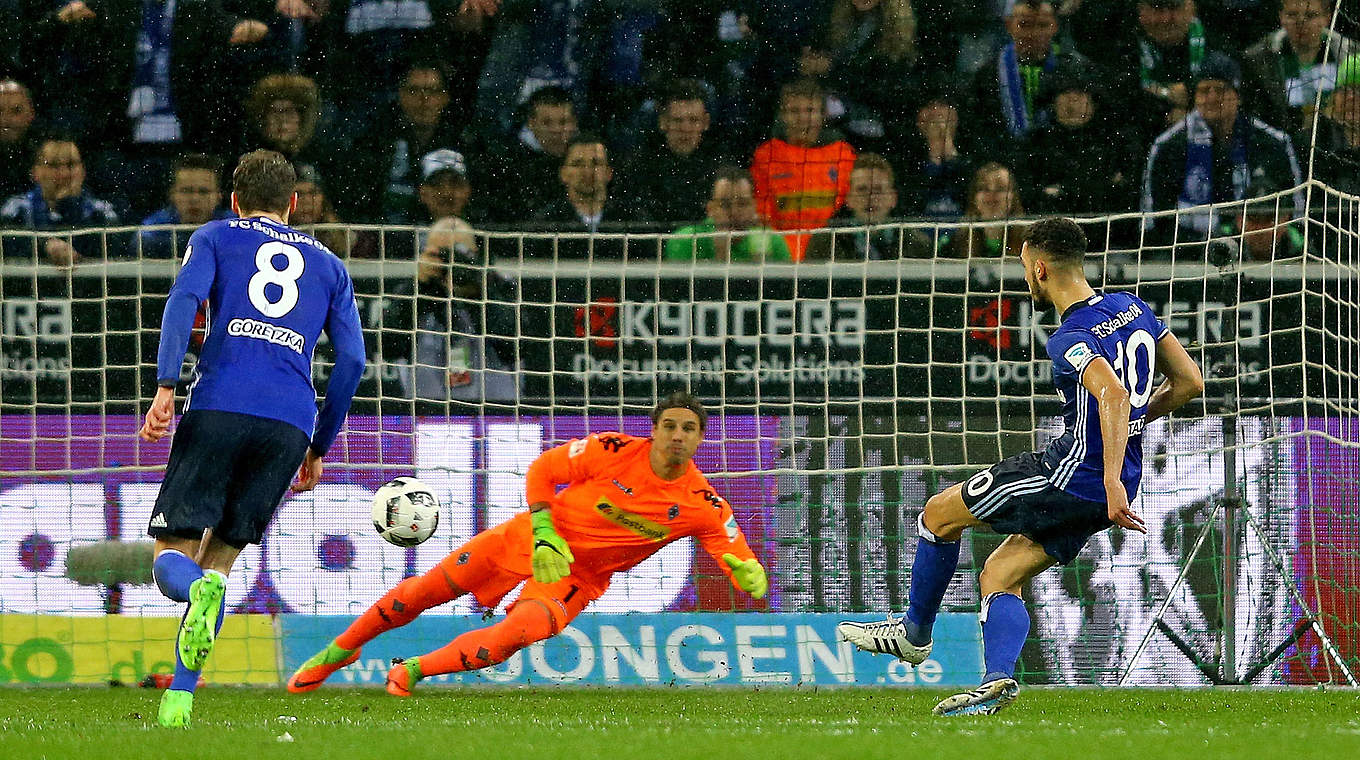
[
  {"left": 1089, "top": 302, "right": 1144, "bottom": 338},
  {"left": 1062, "top": 342, "right": 1095, "bottom": 372},
  {"left": 226, "top": 318, "right": 305, "bottom": 354},
  {"left": 693, "top": 488, "right": 724, "bottom": 509},
  {"left": 594, "top": 498, "right": 669, "bottom": 541},
  {"left": 611, "top": 479, "right": 634, "bottom": 496}
]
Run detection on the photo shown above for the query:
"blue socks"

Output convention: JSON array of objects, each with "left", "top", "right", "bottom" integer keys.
[
  {"left": 905, "top": 513, "right": 960, "bottom": 646},
  {"left": 156, "top": 551, "right": 225, "bottom": 693},
  {"left": 153, "top": 550, "right": 203, "bottom": 603},
  {"left": 981, "top": 591, "right": 1029, "bottom": 683},
  {"left": 170, "top": 600, "right": 226, "bottom": 692}
]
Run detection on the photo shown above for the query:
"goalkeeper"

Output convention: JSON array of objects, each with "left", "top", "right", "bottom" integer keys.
[{"left": 288, "top": 391, "right": 768, "bottom": 696}]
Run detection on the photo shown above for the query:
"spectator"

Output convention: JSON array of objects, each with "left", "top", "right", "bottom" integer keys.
[
  {"left": 475, "top": 85, "right": 578, "bottom": 225},
  {"left": 799, "top": 0, "right": 921, "bottom": 152},
  {"left": 1141, "top": 53, "right": 1304, "bottom": 243},
  {"left": 138, "top": 153, "right": 231, "bottom": 259},
  {"left": 291, "top": 163, "right": 354, "bottom": 257},
  {"left": 664, "top": 166, "right": 792, "bottom": 262},
  {"left": 1315, "top": 55, "right": 1360, "bottom": 195},
  {"left": 379, "top": 219, "right": 521, "bottom": 404},
  {"left": 750, "top": 78, "right": 857, "bottom": 258},
  {"left": 1, "top": 136, "right": 120, "bottom": 263},
  {"left": 416, "top": 149, "right": 473, "bottom": 228},
  {"left": 965, "top": 0, "right": 1091, "bottom": 157},
  {"left": 615, "top": 79, "right": 728, "bottom": 224},
  {"left": 1215, "top": 192, "right": 1306, "bottom": 261},
  {"left": 896, "top": 82, "right": 975, "bottom": 219},
  {"left": 20, "top": 0, "right": 268, "bottom": 216},
  {"left": 809, "top": 152, "right": 931, "bottom": 260},
  {"left": 312, "top": 0, "right": 469, "bottom": 129},
  {"left": 941, "top": 161, "right": 1026, "bottom": 258},
  {"left": 345, "top": 62, "right": 464, "bottom": 224},
  {"left": 1243, "top": 0, "right": 1358, "bottom": 137},
  {"left": 1116, "top": 0, "right": 1226, "bottom": 143},
  {"left": 0, "top": 79, "right": 38, "bottom": 199},
  {"left": 243, "top": 73, "right": 330, "bottom": 169},
  {"left": 531, "top": 133, "right": 626, "bottom": 233},
  {"left": 1020, "top": 64, "right": 1138, "bottom": 215}
]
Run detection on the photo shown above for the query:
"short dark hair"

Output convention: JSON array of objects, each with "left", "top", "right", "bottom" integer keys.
[
  {"left": 779, "top": 77, "right": 824, "bottom": 106},
  {"left": 232, "top": 150, "right": 296, "bottom": 214},
  {"left": 661, "top": 79, "right": 709, "bottom": 110},
  {"left": 651, "top": 391, "right": 708, "bottom": 431},
  {"left": 1026, "top": 217, "right": 1087, "bottom": 265},
  {"left": 564, "top": 131, "right": 608, "bottom": 161},
  {"left": 853, "top": 152, "right": 895, "bottom": 184},
  {"left": 712, "top": 165, "right": 751, "bottom": 189},
  {"left": 172, "top": 153, "right": 222, "bottom": 179},
  {"left": 526, "top": 85, "right": 574, "bottom": 116}
]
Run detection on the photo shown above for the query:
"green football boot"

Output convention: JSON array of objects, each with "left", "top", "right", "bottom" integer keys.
[
  {"left": 158, "top": 688, "right": 194, "bottom": 728},
  {"left": 179, "top": 571, "right": 226, "bottom": 670}
]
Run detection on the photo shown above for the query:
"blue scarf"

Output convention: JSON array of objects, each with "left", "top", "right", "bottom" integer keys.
[
  {"left": 1179, "top": 111, "right": 1249, "bottom": 233},
  {"left": 127, "top": 0, "right": 181, "bottom": 143},
  {"left": 998, "top": 42, "right": 1055, "bottom": 138}
]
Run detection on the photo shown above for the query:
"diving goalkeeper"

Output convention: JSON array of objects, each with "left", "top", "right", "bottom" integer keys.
[{"left": 287, "top": 391, "right": 769, "bottom": 695}]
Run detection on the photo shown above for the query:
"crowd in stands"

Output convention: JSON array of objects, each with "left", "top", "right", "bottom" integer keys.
[{"left": 1, "top": 0, "right": 1359, "bottom": 264}]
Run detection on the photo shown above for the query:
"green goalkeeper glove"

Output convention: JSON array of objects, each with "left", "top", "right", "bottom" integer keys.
[
  {"left": 722, "top": 553, "right": 768, "bottom": 599},
  {"left": 530, "top": 509, "right": 574, "bottom": 584}
]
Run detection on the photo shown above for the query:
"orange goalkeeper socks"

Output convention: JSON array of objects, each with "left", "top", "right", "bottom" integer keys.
[
  {"left": 335, "top": 570, "right": 459, "bottom": 651},
  {"left": 417, "top": 600, "right": 556, "bottom": 677}
]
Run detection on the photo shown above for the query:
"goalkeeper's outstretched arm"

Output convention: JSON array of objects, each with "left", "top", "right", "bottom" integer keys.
[{"left": 1144, "top": 333, "right": 1206, "bottom": 424}]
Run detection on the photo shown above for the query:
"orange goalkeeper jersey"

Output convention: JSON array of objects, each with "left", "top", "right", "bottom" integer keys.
[{"left": 484, "top": 432, "right": 757, "bottom": 590}]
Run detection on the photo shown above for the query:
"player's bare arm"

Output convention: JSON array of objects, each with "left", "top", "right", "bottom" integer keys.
[
  {"left": 1081, "top": 357, "right": 1143, "bottom": 533},
  {"left": 1144, "top": 333, "right": 1206, "bottom": 424}
]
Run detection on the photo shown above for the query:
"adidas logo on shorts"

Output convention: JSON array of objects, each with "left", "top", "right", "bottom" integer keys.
[{"left": 150, "top": 514, "right": 168, "bottom": 528}]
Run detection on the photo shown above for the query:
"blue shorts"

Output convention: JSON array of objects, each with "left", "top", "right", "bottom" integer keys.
[
  {"left": 147, "top": 409, "right": 310, "bottom": 548},
  {"left": 959, "top": 451, "right": 1112, "bottom": 565}
]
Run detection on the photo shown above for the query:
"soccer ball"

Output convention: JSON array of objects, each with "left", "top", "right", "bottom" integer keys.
[{"left": 371, "top": 477, "right": 440, "bottom": 546}]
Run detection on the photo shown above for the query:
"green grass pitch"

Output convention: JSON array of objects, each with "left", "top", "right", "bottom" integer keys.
[{"left": 4, "top": 687, "right": 1358, "bottom": 759}]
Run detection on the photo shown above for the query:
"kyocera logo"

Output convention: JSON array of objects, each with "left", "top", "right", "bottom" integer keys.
[
  {"left": 573, "top": 297, "right": 619, "bottom": 349},
  {"left": 620, "top": 301, "right": 865, "bottom": 348},
  {"left": 968, "top": 298, "right": 1014, "bottom": 351}
]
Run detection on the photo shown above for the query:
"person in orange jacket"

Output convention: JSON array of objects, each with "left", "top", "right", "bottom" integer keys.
[
  {"left": 750, "top": 78, "right": 858, "bottom": 259},
  {"left": 286, "top": 391, "right": 769, "bottom": 696}
]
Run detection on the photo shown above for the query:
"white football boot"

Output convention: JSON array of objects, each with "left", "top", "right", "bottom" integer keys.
[
  {"left": 932, "top": 678, "right": 1020, "bottom": 717},
  {"left": 836, "top": 614, "right": 932, "bottom": 664}
]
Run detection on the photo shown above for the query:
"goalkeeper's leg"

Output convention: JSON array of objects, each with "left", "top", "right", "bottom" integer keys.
[
  {"left": 386, "top": 578, "right": 595, "bottom": 696},
  {"left": 289, "top": 532, "right": 524, "bottom": 692}
]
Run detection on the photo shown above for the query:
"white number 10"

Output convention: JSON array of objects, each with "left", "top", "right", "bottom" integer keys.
[
  {"left": 1112, "top": 329, "right": 1156, "bottom": 408},
  {"left": 248, "top": 242, "right": 305, "bottom": 318}
]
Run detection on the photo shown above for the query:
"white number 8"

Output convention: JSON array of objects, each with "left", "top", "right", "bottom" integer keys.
[{"left": 248, "top": 242, "right": 305, "bottom": 318}]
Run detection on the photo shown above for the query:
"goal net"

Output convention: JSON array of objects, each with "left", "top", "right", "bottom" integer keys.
[
  {"left": 2, "top": 189, "right": 1355, "bottom": 687},
  {"left": 2, "top": 16, "right": 1358, "bottom": 690}
]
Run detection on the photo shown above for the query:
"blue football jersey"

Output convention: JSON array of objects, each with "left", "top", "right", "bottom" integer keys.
[
  {"left": 157, "top": 217, "right": 364, "bottom": 443},
  {"left": 1041, "top": 291, "right": 1169, "bottom": 503}
]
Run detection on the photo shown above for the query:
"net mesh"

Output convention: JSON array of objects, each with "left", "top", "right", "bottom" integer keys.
[{"left": 1, "top": 2, "right": 1359, "bottom": 688}]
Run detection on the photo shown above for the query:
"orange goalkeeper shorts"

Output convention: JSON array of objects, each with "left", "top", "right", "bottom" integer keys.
[{"left": 435, "top": 522, "right": 604, "bottom": 633}]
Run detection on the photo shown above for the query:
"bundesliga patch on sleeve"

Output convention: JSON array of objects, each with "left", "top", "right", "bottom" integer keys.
[{"left": 1063, "top": 341, "right": 1096, "bottom": 373}]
